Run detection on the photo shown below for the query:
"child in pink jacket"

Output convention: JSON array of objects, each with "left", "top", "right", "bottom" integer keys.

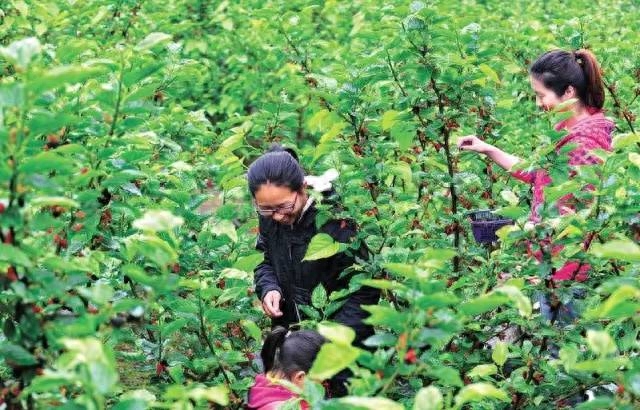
[
  {"left": 247, "top": 327, "right": 325, "bottom": 410},
  {"left": 458, "top": 49, "right": 614, "bottom": 284}
]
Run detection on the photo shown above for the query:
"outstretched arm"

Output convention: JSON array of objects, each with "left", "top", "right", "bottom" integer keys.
[{"left": 457, "top": 135, "right": 521, "bottom": 171}]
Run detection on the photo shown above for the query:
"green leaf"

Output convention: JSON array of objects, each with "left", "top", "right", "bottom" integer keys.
[
  {"left": 479, "top": 63, "right": 500, "bottom": 83},
  {"left": 382, "top": 110, "right": 400, "bottom": 131},
  {"left": 124, "top": 233, "right": 178, "bottom": 266},
  {"left": 303, "top": 233, "right": 342, "bottom": 261},
  {"left": 232, "top": 253, "right": 264, "bottom": 272},
  {"left": 29, "top": 65, "right": 108, "bottom": 94},
  {"left": 459, "top": 293, "right": 509, "bottom": 316},
  {"left": 494, "top": 206, "right": 528, "bottom": 220},
  {"left": 612, "top": 132, "right": 640, "bottom": 149},
  {"left": 391, "top": 123, "right": 414, "bottom": 150},
  {"left": 205, "top": 308, "right": 241, "bottom": 325},
  {"left": 390, "top": 161, "right": 414, "bottom": 187},
  {"left": 467, "top": 364, "right": 498, "bottom": 379},
  {"left": 0, "top": 244, "right": 33, "bottom": 267},
  {"left": 241, "top": 320, "right": 262, "bottom": 342},
  {"left": 494, "top": 285, "right": 532, "bottom": 318},
  {"left": 317, "top": 322, "right": 355, "bottom": 346},
  {"left": 187, "top": 385, "right": 229, "bottom": 405},
  {"left": 414, "top": 386, "right": 444, "bottom": 410},
  {"left": 589, "top": 239, "right": 640, "bottom": 263},
  {"left": 454, "top": 383, "right": 510, "bottom": 407},
  {"left": 427, "top": 366, "right": 464, "bottom": 387},
  {"left": 571, "top": 357, "right": 628, "bottom": 373},
  {"left": 135, "top": 32, "right": 172, "bottom": 50},
  {"left": 308, "top": 343, "right": 360, "bottom": 380},
  {"left": 332, "top": 397, "right": 404, "bottom": 410},
  {"left": 362, "top": 305, "right": 407, "bottom": 332},
  {"left": 312, "top": 284, "right": 328, "bottom": 309},
  {"left": 492, "top": 341, "right": 508, "bottom": 367},
  {"left": 161, "top": 318, "right": 188, "bottom": 338},
  {"left": 111, "top": 399, "right": 149, "bottom": 410},
  {"left": 0, "top": 343, "right": 39, "bottom": 366},
  {"left": 500, "top": 190, "right": 518, "bottom": 206},
  {"left": 209, "top": 219, "right": 238, "bottom": 242},
  {"left": 383, "top": 263, "right": 418, "bottom": 279},
  {"left": 585, "top": 285, "right": 640, "bottom": 319},
  {"left": 23, "top": 375, "right": 71, "bottom": 394},
  {"left": 19, "top": 151, "right": 74, "bottom": 175},
  {"left": 585, "top": 330, "right": 617, "bottom": 357},
  {"left": 30, "top": 196, "right": 79, "bottom": 209},
  {"left": 545, "top": 181, "right": 581, "bottom": 203}
]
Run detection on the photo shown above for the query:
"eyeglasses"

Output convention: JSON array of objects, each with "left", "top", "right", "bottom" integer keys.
[{"left": 254, "top": 192, "right": 298, "bottom": 216}]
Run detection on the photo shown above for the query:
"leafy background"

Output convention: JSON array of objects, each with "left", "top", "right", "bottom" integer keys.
[{"left": 0, "top": 0, "right": 638, "bottom": 409}]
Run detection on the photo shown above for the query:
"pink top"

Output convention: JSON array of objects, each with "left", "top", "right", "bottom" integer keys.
[
  {"left": 247, "top": 374, "right": 309, "bottom": 410},
  {"left": 510, "top": 111, "right": 614, "bottom": 281}
]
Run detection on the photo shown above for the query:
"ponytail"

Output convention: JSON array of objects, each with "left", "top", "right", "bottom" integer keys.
[
  {"left": 574, "top": 49, "right": 605, "bottom": 109},
  {"left": 261, "top": 326, "right": 288, "bottom": 373},
  {"left": 260, "top": 326, "right": 326, "bottom": 377},
  {"left": 530, "top": 48, "right": 606, "bottom": 110}
]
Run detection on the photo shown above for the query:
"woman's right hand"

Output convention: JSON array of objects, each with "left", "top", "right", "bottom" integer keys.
[
  {"left": 457, "top": 135, "right": 495, "bottom": 154},
  {"left": 262, "top": 290, "right": 283, "bottom": 318}
]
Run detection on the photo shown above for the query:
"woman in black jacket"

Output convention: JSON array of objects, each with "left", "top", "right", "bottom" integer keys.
[{"left": 247, "top": 146, "right": 380, "bottom": 349}]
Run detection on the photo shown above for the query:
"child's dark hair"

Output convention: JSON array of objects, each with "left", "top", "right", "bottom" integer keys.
[
  {"left": 530, "top": 49, "right": 605, "bottom": 109},
  {"left": 261, "top": 326, "right": 326, "bottom": 378},
  {"left": 247, "top": 144, "right": 304, "bottom": 196}
]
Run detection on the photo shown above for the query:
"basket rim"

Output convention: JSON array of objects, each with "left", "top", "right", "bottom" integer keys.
[{"left": 471, "top": 219, "right": 513, "bottom": 225}]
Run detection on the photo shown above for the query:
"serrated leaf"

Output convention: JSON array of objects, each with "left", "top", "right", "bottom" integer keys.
[
  {"left": 311, "top": 284, "right": 328, "bottom": 309},
  {"left": 303, "top": 233, "right": 342, "bottom": 261}
]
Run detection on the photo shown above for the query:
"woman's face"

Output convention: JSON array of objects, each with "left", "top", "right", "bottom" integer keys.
[
  {"left": 530, "top": 76, "right": 574, "bottom": 111},
  {"left": 254, "top": 183, "right": 306, "bottom": 225}
]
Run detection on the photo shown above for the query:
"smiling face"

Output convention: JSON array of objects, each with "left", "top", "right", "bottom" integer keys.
[
  {"left": 530, "top": 76, "right": 576, "bottom": 111},
  {"left": 254, "top": 183, "right": 306, "bottom": 225}
]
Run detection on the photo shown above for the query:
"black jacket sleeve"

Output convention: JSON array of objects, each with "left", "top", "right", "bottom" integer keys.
[
  {"left": 253, "top": 230, "right": 281, "bottom": 301},
  {"left": 325, "top": 220, "right": 380, "bottom": 347}
]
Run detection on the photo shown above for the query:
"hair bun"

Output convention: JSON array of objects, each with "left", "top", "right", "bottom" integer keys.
[{"left": 267, "top": 143, "right": 299, "bottom": 162}]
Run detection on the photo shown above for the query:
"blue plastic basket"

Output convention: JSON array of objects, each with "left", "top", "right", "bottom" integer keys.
[{"left": 467, "top": 210, "right": 514, "bottom": 244}]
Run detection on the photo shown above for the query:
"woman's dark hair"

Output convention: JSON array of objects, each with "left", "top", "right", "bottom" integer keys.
[
  {"left": 261, "top": 326, "right": 326, "bottom": 378},
  {"left": 247, "top": 144, "right": 304, "bottom": 196},
  {"left": 530, "top": 49, "right": 605, "bottom": 109}
]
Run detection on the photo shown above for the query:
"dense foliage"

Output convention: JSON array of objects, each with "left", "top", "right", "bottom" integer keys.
[{"left": 1, "top": 1, "right": 638, "bottom": 409}]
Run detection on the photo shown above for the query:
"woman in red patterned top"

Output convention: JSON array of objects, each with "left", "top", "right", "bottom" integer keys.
[{"left": 457, "top": 49, "right": 615, "bottom": 284}]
